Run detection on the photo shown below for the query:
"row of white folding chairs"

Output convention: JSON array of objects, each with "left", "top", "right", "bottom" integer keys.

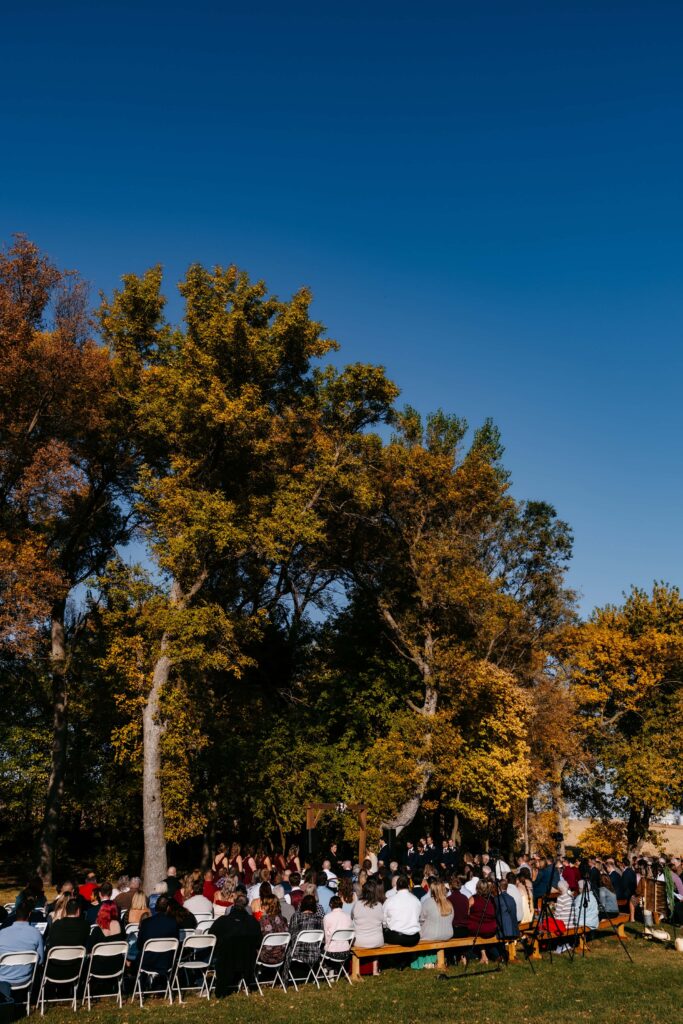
[
  {"left": 0, "top": 933, "right": 217, "bottom": 1016},
  {"left": 237, "top": 927, "right": 355, "bottom": 997}
]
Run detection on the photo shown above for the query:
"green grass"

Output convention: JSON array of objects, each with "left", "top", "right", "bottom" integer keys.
[{"left": 40, "top": 929, "right": 681, "bottom": 1024}]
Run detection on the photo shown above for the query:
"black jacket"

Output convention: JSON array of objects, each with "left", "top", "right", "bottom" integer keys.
[{"left": 209, "top": 908, "right": 262, "bottom": 996}]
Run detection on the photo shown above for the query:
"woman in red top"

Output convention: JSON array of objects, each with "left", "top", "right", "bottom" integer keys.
[
  {"left": 467, "top": 880, "right": 500, "bottom": 964},
  {"left": 229, "top": 842, "right": 243, "bottom": 877},
  {"left": 242, "top": 845, "right": 257, "bottom": 887},
  {"left": 286, "top": 844, "right": 301, "bottom": 873},
  {"left": 256, "top": 844, "right": 273, "bottom": 877},
  {"left": 273, "top": 850, "right": 287, "bottom": 875}
]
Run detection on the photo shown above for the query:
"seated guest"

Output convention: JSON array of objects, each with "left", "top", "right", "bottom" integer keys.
[
  {"left": 86, "top": 880, "right": 115, "bottom": 925},
  {"left": 412, "top": 880, "right": 454, "bottom": 969},
  {"left": 382, "top": 875, "right": 420, "bottom": 947},
  {"left": 494, "top": 880, "right": 520, "bottom": 941},
  {"left": 337, "top": 877, "right": 356, "bottom": 917},
  {"left": 287, "top": 895, "right": 325, "bottom": 978},
  {"left": 148, "top": 882, "right": 167, "bottom": 913},
  {"left": 516, "top": 868, "right": 535, "bottom": 925},
  {"left": 504, "top": 872, "right": 524, "bottom": 924},
  {"left": 467, "top": 880, "right": 499, "bottom": 964},
  {"left": 598, "top": 874, "right": 620, "bottom": 918},
  {"left": 165, "top": 898, "right": 197, "bottom": 931},
  {"left": 209, "top": 894, "right": 262, "bottom": 996},
  {"left": 128, "top": 891, "right": 150, "bottom": 926},
  {"left": 79, "top": 872, "right": 99, "bottom": 904},
  {"left": 115, "top": 876, "right": 141, "bottom": 913},
  {"left": 0, "top": 902, "right": 44, "bottom": 1002},
  {"left": 88, "top": 901, "right": 122, "bottom": 949},
  {"left": 273, "top": 884, "right": 294, "bottom": 924},
  {"left": 183, "top": 879, "right": 214, "bottom": 918},
  {"left": 164, "top": 867, "right": 181, "bottom": 899},
  {"left": 214, "top": 878, "right": 237, "bottom": 916},
  {"left": 136, "top": 896, "right": 179, "bottom": 978},
  {"left": 572, "top": 880, "right": 600, "bottom": 930},
  {"left": 561, "top": 857, "right": 580, "bottom": 893},
  {"left": 323, "top": 895, "right": 352, "bottom": 954},
  {"left": 46, "top": 880, "right": 74, "bottom": 917},
  {"left": 554, "top": 878, "right": 575, "bottom": 929},
  {"left": 259, "top": 894, "right": 289, "bottom": 964},
  {"left": 351, "top": 879, "right": 385, "bottom": 972},
  {"left": 47, "top": 897, "right": 90, "bottom": 950},
  {"left": 448, "top": 876, "right": 471, "bottom": 937},
  {"left": 250, "top": 882, "right": 272, "bottom": 921}
]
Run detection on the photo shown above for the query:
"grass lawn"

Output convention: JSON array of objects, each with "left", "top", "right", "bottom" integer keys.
[{"left": 36, "top": 929, "right": 681, "bottom": 1024}]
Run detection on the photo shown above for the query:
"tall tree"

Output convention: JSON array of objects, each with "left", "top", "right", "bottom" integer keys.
[
  {"left": 0, "top": 237, "right": 133, "bottom": 881},
  {"left": 560, "top": 582, "right": 683, "bottom": 850},
  {"left": 99, "top": 262, "right": 397, "bottom": 886}
]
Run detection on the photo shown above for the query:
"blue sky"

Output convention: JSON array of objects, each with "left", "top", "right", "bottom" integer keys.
[{"left": 2, "top": 1, "right": 682, "bottom": 615}]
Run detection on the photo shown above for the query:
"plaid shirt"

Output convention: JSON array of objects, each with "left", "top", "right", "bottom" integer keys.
[{"left": 287, "top": 909, "right": 324, "bottom": 965}]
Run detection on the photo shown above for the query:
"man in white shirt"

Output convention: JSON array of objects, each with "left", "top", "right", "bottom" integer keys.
[
  {"left": 183, "top": 880, "right": 214, "bottom": 918},
  {"left": 382, "top": 876, "right": 421, "bottom": 946}
]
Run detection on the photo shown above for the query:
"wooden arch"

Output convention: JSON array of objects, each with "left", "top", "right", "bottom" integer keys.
[{"left": 305, "top": 801, "right": 367, "bottom": 864}]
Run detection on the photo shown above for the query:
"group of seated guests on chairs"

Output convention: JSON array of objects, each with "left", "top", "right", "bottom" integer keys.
[{"left": 0, "top": 844, "right": 681, "bottom": 1004}]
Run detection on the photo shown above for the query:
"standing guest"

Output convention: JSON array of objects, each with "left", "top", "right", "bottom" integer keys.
[
  {"left": 405, "top": 841, "right": 420, "bottom": 872},
  {"left": 213, "top": 843, "right": 229, "bottom": 875},
  {"left": 382, "top": 876, "right": 420, "bottom": 946},
  {"left": 448, "top": 876, "right": 472, "bottom": 936},
  {"left": 327, "top": 843, "right": 341, "bottom": 875},
  {"left": 0, "top": 902, "right": 44, "bottom": 1002},
  {"left": 209, "top": 895, "right": 261, "bottom": 996},
  {"left": 229, "top": 843, "right": 244, "bottom": 877},
  {"left": 286, "top": 845, "right": 301, "bottom": 874},
  {"left": 255, "top": 845, "right": 273, "bottom": 877},
  {"left": 377, "top": 838, "right": 392, "bottom": 867}
]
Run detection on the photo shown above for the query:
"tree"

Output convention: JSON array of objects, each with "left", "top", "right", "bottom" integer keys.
[
  {"left": 561, "top": 583, "right": 683, "bottom": 850},
  {"left": 99, "top": 262, "right": 397, "bottom": 886},
  {"left": 0, "top": 237, "right": 134, "bottom": 881},
  {"left": 333, "top": 408, "right": 574, "bottom": 836}
]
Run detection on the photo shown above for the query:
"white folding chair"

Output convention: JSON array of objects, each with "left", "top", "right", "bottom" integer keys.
[
  {"left": 243, "top": 932, "right": 290, "bottom": 996},
  {"left": 195, "top": 919, "right": 214, "bottom": 934},
  {"left": 316, "top": 928, "right": 354, "bottom": 986},
  {"left": 178, "top": 927, "right": 198, "bottom": 943},
  {"left": 37, "top": 945, "right": 87, "bottom": 1015},
  {"left": 131, "top": 937, "right": 179, "bottom": 1006},
  {"left": 3, "top": 904, "right": 14, "bottom": 913},
  {"left": 287, "top": 928, "right": 324, "bottom": 991},
  {"left": 34, "top": 922, "right": 48, "bottom": 936},
  {"left": 171, "top": 933, "right": 216, "bottom": 1002},
  {"left": 0, "top": 950, "right": 40, "bottom": 1016},
  {"left": 82, "top": 940, "right": 128, "bottom": 1010}
]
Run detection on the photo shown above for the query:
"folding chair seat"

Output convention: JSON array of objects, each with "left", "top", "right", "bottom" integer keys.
[
  {"left": 287, "top": 929, "right": 324, "bottom": 991},
  {"left": 171, "top": 934, "right": 216, "bottom": 1002},
  {"left": 82, "top": 940, "right": 128, "bottom": 1010},
  {"left": 37, "top": 945, "right": 87, "bottom": 1015},
  {"left": 0, "top": 950, "right": 40, "bottom": 1016},
  {"left": 316, "top": 928, "right": 354, "bottom": 986},
  {"left": 131, "top": 937, "right": 179, "bottom": 1006},
  {"left": 240, "top": 932, "right": 290, "bottom": 996}
]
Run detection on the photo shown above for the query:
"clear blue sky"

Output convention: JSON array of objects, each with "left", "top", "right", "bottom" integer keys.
[{"left": 3, "top": 1, "right": 682, "bottom": 615}]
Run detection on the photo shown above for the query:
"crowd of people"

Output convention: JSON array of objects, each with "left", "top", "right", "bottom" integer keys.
[{"left": 0, "top": 837, "right": 682, "bottom": 1005}]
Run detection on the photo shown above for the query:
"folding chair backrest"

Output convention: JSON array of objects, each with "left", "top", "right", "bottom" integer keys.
[
  {"left": 125, "top": 923, "right": 139, "bottom": 935},
  {"left": 44, "top": 945, "right": 86, "bottom": 983},
  {"left": 141, "top": 938, "right": 178, "bottom": 954},
  {"left": 329, "top": 928, "right": 354, "bottom": 944},
  {"left": 257, "top": 931, "right": 290, "bottom": 964},
  {"left": 195, "top": 920, "right": 213, "bottom": 933},
  {"left": 89, "top": 941, "right": 128, "bottom": 977},
  {"left": 181, "top": 934, "right": 215, "bottom": 955},
  {"left": 0, "top": 951, "right": 39, "bottom": 967},
  {"left": 193, "top": 914, "right": 213, "bottom": 924},
  {"left": 34, "top": 922, "right": 48, "bottom": 935},
  {"left": 292, "top": 928, "right": 324, "bottom": 958}
]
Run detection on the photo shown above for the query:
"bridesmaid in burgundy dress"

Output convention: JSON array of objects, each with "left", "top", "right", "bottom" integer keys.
[
  {"left": 229, "top": 842, "right": 243, "bottom": 877},
  {"left": 287, "top": 844, "right": 302, "bottom": 873}
]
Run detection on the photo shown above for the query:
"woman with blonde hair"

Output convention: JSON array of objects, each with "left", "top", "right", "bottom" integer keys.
[
  {"left": 213, "top": 876, "right": 237, "bottom": 915},
  {"left": 127, "top": 890, "right": 150, "bottom": 926},
  {"left": 229, "top": 842, "right": 243, "bottom": 876},
  {"left": 516, "top": 867, "right": 534, "bottom": 925},
  {"left": 286, "top": 845, "right": 301, "bottom": 873},
  {"left": 412, "top": 880, "right": 454, "bottom": 969},
  {"left": 50, "top": 893, "right": 70, "bottom": 922}
]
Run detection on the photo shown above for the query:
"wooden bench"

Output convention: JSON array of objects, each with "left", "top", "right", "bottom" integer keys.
[
  {"left": 350, "top": 936, "right": 501, "bottom": 979},
  {"left": 518, "top": 914, "right": 630, "bottom": 960}
]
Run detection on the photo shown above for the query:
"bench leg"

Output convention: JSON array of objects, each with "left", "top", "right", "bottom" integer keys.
[
  {"left": 507, "top": 941, "right": 517, "bottom": 962},
  {"left": 351, "top": 956, "right": 361, "bottom": 981},
  {"left": 530, "top": 939, "right": 542, "bottom": 961},
  {"left": 436, "top": 949, "right": 446, "bottom": 969}
]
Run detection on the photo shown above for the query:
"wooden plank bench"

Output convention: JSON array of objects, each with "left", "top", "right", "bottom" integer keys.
[
  {"left": 518, "top": 913, "right": 630, "bottom": 960},
  {"left": 350, "top": 936, "right": 501, "bottom": 979}
]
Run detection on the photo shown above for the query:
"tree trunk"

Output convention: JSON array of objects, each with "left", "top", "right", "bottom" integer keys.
[
  {"left": 38, "top": 601, "right": 68, "bottom": 884},
  {"left": 141, "top": 644, "right": 171, "bottom": 891},
  {"left": 550, "top": 760, "right": 567, "bottom": 856}
]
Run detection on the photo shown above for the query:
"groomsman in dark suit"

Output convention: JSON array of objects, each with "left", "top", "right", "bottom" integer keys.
[
  {"left": 406, "top": 841, "right": 420, "bottom": 872},
  {"left": 423, "top": 835, "right": 438, "bottom": 866}
]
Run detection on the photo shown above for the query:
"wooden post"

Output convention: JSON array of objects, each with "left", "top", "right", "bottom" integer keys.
[{"left": 358, "top": 805, "right": 367, "bottom": 865}]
